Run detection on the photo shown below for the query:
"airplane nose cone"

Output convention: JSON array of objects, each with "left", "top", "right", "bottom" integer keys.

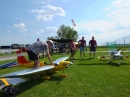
[{"left": 66, "top": 62, "right": 73, "bottom": 68}]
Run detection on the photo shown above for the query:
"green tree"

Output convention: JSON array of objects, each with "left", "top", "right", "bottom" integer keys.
[
  {"left": 47, "top": 24, "right": 78, "bottom": 41},
  {"left": 47, "top": 36, "right": 60, "bottom": 40},
  {"left": 57, "top": 24, "right": 78, "bottom": 41},
  {"left": 47, "top": 36, "right": 57, "bottom": 40}
]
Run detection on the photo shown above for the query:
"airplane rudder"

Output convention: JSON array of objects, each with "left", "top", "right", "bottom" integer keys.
[{"left": 16, "top": 51, "right": 28, "bottom": 63}]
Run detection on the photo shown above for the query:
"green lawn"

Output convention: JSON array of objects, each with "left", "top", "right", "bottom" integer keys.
[{"left": 0, "top": 48, "right": 130, "bottom": 97}]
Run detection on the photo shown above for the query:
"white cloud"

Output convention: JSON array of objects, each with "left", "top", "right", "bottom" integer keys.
[
  {"left": 19, "top": 29, "right": 27, "bottom": 32},
  {"left": 107, "top": 9, "right": 127, "bottom": 17},
  {"left": 75, "top": 18, "right": 130, "bottom": 44},
  {"left": 107, "top": 0, "right": 130, "bottom": 27},
  {"left": 14, "top": 23, "right": 25, "bottom": 28},
  {"left": 105, "top": 7, "right": 110, "bottom": 11},
  {"left": 113, "top": 0, "right": 130, "bottom": 7},
  {"left": 31, "top": 5, "right": 66, "bottom": 21},
  {"left": 75, "top": 0, "right": 130, "bottom": 44}
]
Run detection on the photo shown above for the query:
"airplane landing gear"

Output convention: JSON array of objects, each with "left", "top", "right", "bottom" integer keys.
[{"left": 60, "top": 74, "right": 68, "bottom": 77}]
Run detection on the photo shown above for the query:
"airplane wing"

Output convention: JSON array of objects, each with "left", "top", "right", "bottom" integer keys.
[
  {"left": 0, "top": 65, "right": 54, "bottom": 78},
  {"left": 5, "top": 78, "right": 26, "bottom": 85},
  {"left": 0, "top": 56, "right": 69, "bottom": 78},
  {"left": 53, "top": 56, "right": 68, "bottom": 64}
]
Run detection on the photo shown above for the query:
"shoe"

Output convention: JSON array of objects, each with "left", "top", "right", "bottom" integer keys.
[{"left": 98, "top": 56, "right": 101, "bottom": 59}]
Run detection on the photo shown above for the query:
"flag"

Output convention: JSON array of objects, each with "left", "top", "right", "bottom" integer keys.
[{"left": 71, "top": 19, "right": 76, "bottom": 26}]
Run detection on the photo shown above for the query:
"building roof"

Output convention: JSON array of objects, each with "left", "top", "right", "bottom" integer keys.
[{"left": 52, "top": 39, "right": 73, "bottom": 43}]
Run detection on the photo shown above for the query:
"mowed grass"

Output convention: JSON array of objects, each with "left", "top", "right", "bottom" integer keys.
[{"left": 0, "top": 48, "right": 130, "bottom": 97}]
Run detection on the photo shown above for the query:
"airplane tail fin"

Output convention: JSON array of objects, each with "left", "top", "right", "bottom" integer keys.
[{"left": 16, "top": 50, "right": 30, "bottom": 64}]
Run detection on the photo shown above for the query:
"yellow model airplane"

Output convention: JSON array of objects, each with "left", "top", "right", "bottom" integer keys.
[{"left": 0, "top": 50, "right": 72, "bottom": 92}]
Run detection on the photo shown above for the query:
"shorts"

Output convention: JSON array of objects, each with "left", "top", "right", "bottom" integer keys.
[
  {"left": 90, "top": 47, "right": 96, "bottom": 52},
  {"left": 27, "top": 50, "right": 38, "bottom": 60},
  {"left": 80, "top": 47, "right": 85, "bottom": 52}
]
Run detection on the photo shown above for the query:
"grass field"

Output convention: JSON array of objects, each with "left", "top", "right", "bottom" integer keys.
[{"left": 0, "top": 48, "right": 130, "bottom": 97}]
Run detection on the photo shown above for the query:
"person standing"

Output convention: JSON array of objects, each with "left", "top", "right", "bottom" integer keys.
[
  {"left": 78, "top": 37, "right": 86, "bottom": 60},
  {"left": 26, "top": 40, "right": 54, "bottom": 68},
  {"left": 70, "top": 39, "right": 77, "bottom": 61},
  {"left": 89, "top": 36, "right": 97, "bottom": 58}
]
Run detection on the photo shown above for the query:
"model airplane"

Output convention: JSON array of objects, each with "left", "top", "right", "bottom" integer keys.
[
  {"left": 85, "top": 48, "right": 130, "bottom": 65},
  {"left": 0, "top": 50, "right": 72, "bottom": 91},
  {"left": 97, "top": 49, "right": 125, "bottom": 65}
]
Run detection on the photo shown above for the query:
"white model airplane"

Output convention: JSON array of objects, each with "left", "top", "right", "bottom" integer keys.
[
  {"left": 86, "top": 48, "right": 129, "bottom": 65},
  {"left": 97, "top": 49, "right": 125, "bottom": 65},
  {"left": 0, "top": 50, "right": 72, "bottom": 92}
]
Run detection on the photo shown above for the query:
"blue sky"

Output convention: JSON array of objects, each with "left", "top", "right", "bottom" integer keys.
[{"left": 0, "top": 0, "right": 130, "bottom": 46}]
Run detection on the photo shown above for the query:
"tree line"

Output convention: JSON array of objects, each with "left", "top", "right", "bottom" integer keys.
[{"left": 47, "top": 24, "right": 78, "bottom": 42}]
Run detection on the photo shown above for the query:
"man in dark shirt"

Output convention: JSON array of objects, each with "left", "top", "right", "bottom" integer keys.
[
  {"left": 78, "top": 36, "right": 86, "bottom": 60},
  {"left": 89, "top": 36, "right": 97, "bottom": 58}
]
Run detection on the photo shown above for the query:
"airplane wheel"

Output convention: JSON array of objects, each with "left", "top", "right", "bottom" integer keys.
[
  {"left": 60, "top": 74, "right": 68, "bottom": 77},
  {"left": 42, "top": 76, "right": 50, "bottom": 80}
]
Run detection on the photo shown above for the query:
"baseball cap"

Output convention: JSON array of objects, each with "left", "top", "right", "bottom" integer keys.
[{"left": 48, "top": 40, "right": 53, "bottom": 44}]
